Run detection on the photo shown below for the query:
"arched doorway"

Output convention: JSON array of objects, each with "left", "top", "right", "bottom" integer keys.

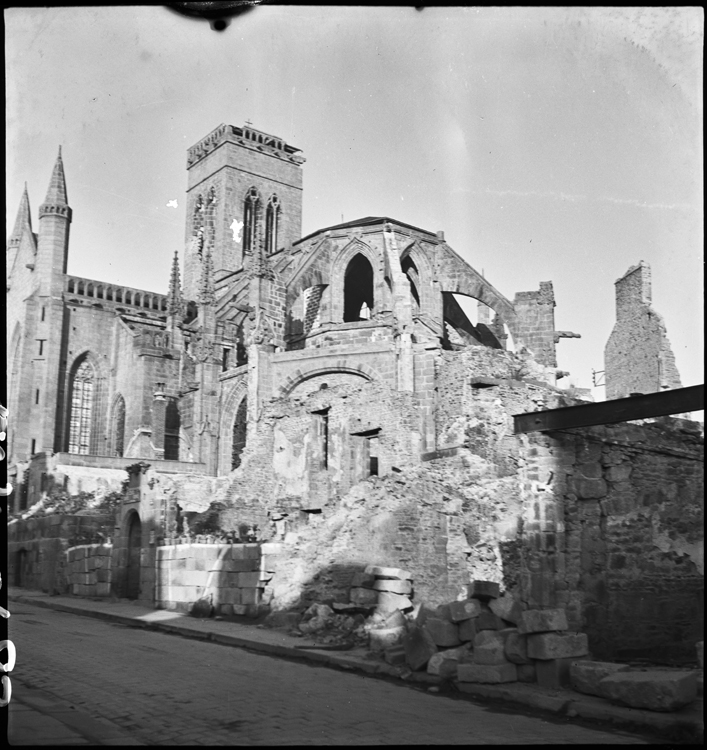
[
  {"left": 14, "top": 549, "right": 28, "bottom": 587},
  {"left": 126, "top": 512, "right": 142, "bottom": 600}
]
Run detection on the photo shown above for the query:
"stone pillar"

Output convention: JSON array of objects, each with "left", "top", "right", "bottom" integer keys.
[{"left": 151, "top": 386, "right": 166, "bottom": 460}]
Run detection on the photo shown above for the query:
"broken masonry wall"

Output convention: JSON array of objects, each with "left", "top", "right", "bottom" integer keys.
[
  {"left": 604, "top": 262, "right": 682, "bottom": 400},
  {"left": 258, "top": 347, "right": 579, "bottom": 612},
  {"left": 523, "top": 417, "right": 703, "bottom": 663},
  {"left": 512, "top": 281, "right": 558, "bottom": 368},
  {"left": 215, "top": 374, "right": 421, "bottom": 534}
]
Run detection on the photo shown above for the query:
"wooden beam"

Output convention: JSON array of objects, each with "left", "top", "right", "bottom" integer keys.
[{"left": 513, "top": 385, "right": 704, "bottom": 434}]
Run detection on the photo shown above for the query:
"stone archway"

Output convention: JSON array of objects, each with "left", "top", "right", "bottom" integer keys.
[{"left": 126, "top": 512, "right": 142, "bottom": 600}]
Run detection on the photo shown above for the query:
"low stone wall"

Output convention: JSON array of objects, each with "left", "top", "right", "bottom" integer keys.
[
  {"left": 65, "top": 544, "right": 113, "bottom": 597},
  {"left": 155, "top": 542, "right": 267, "bottom": 615},
  {"left": 7, "top": 514, "right": 114, "bottom": 593}
]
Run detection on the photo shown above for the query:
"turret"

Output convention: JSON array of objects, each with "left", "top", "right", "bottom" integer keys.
[{"left": 37, "top": 147, "right": 72, "bottom": 294}]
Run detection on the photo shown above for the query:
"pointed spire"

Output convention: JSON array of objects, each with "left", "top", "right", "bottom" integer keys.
[
  {"left": 198, "top": 247, "right": 215, "bottom": 305},
  {"left": 167, "top": 249, "right": 185, "bottom": 317},
  {"left": 44, "top": 146, "right": 68, "bottom": 205},
  {"left": 9, "top": 183, "right": 32, "bottom": 245}
]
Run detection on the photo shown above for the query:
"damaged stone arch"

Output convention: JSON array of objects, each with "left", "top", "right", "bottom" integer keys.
[
  {"left": 330, "top": 239, "right": 382, "bottom": 323},
  {"left": 399, "top": 240, "right": 436, "bottom": 317},
  {"left": 218, "top": 378, "right": 248, "bottom": 475},
  {"left": 438, "top": 269, "right": 517, "bottom": 351},
  {"left": 279, "top": 363, "right": 381, "bottom": 398},
  {"left": 285, "top": 267, "right": 330, "bottom": 341}
]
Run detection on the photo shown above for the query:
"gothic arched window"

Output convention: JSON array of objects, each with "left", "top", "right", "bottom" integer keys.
[
  {"left": 265, "top": 195, "right": 280, "bottom": 255},
  {"left": 343, "top": 253, "right": 375, "bottom": 322},
  {"left": 231, "top": 397, "right": 248, "bottom": 470},
  {"left": 112, "top": 395, "right": 126, "bottom": 457},
  {"left": 164, "top": 400, "right": 180, "bottom": 461},
  {"left": 243, "top": 187, "right": 261, "bottom": 255},
  {"left": 68, "top": 360, "right": 95, "bottom": 455}
]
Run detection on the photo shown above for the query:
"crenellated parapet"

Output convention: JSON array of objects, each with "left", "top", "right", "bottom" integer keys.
[{"left": 186, "top": 123, "right": 305, "bottom": 169}]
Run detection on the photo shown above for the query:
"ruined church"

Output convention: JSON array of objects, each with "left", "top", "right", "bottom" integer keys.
[
  {"left": 6, "top": 122, "right": 572, "bottom": 509},
  {"left": 7, "top": 125, "right": 702, "bottom": 666}
]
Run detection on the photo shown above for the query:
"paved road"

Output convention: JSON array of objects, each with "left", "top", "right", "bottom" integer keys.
[{"left": 7, "top": 602, "right": 653, "bottom": 745}]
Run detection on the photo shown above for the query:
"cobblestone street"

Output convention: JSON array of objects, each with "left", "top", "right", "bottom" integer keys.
[{"left": 7, "top": 602, "right": 655, "bottom": 745}]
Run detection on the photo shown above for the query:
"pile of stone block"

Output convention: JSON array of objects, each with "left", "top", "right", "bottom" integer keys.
[{"left": 65, "top": 543, "right": 112, "bottom": 597}]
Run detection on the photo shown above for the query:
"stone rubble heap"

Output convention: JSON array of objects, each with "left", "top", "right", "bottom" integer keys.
[{"left": 265, "top": 570, "right": 702, "bottom": 713}]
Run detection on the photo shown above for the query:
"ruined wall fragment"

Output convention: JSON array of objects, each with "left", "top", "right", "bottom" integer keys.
[{"left": 604, "top": 261, "right": 682, "bottom": 400}]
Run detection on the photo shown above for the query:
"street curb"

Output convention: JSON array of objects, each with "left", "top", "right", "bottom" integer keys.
[{"left": 11, "top": 593, "right": 704, "bottom": 741}]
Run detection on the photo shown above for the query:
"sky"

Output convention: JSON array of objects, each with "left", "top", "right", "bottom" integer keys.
[{"left": 5, "top": 6, "right": 704, "bottom": 401}]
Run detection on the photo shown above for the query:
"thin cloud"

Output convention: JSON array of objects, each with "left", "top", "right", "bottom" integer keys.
[{"left": 478, "top": 187, "right": 696, "bottom": 211}]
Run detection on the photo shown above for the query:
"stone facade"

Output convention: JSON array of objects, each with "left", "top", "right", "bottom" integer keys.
[{"left": 604, "top": 261, "right": 682, "bottom": 400}]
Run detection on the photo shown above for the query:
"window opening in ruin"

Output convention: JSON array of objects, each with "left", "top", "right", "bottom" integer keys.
[
  {"left": 113, "top": 395, "right": 126, "bottom": 457},
  {"left": 243, "top": 187, "right": 260, "bottom": 255},
  {"left": 38, "top": 339, "right": 45, "bottom": 356},
  {"left": 31, "top": 439, "right": 36, "bottom": 455},
  {"left": 236, "top": 325, "right": 248, "bottom": 365},
  {"left": 343, "top": 253, "right": 374, "bottom": 322},
  {"left": 222, "top": 347, "right": 231, "bottom": 372},
  {"left": 68, "top": 359, "right": 95, "bottom": 455},
  {"left": 351, "top": 428, "right": 380, "bottom": 481},
  {"left": 265, "top": 195, "right": 280, "bottom": 255},
  {"left": 369, "top": 435, "right": 379, "bottom": 476},
  {"left": 164, "top": 400, "right": 180, "bottom": 461},
  {"left": 313, "top": 408, "right": 329, "bottom": 470},
  {"left": 231, "top": 396, "right": 248, "bottom": 470},
  {"left": 19, "top": 469, "right": 29, "bottom": 510},
  {"left": 41, "top": 307, "right": 46, "bottom": 321},
  {"left": 401, "top": 256, "right": 421, "bottom": 312}
]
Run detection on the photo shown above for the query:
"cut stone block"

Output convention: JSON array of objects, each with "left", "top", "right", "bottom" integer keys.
[
  {"left": 435, "top": 603, "right": 453, "bottom": 622},
  {"left": 527, "top": 632, "right": 588, "bottom": 660},
  {"left": 536, "top": 657, "right": 584, "bottom": 689},
  {"left": 449, "top": 599, "right": 483, "bottom": 622},
  {"left": 350, "top": 570, "right": 376, "bottom": 588},
  {"left": 376, "top": 591, "right": 413, "bottom": 614},
  {"left": 349, "top": 587, "right": 378, "bottom": 608},
  {"left": 369, "top": 625, "right": 406, "bottom": 653},
  {"left": 599, "top": 671, "right": 698, "bottom": 712},
  {"left": 503, "top": 629, "right": 531, "bottom": 665},
  {"left": 457, "top": 663, "right": 517, "bottom": 684},
  {"left": 365, "top": 565, "right": 412, "bottom": 580},
  {"left": 458, "top": 618, "right": 477, "bottom": 643},
  {"left": 518, "top": 608, "right": 568, "bottom": 634},
  {"left": 467, "top": 580, "right": 500, "bottom": 601},
  {"left": 384, "top": 609, "right": 407, "bottom": 629},
  {"left": 489, "top": 594, "right": 522, "bottom": 625},
  {"left": 427, "top": 651, "right": 462, "bottom": 678},
  {"left": 473, "top": 632, "right": 509, "bottom": 666},
  {"left": 570, "top": 660, "right": 631, "bottom": 697},
  {"left": 373, "top": 579, "right": 412, "bottom": 595},
  {"left": 403, "top": 625, "right": 438, "bottom": 671},
  {"left": 424, "top": 617, "right": 461, "bottom": 647},
  {"left": 384, "top": 645, "right": 407, "bottom": 666},
  {"left": 476, "top": 611, "right": 504, "bottom": 631},
  {"left": 517, "top": 663, "right": 537, "bottom": 683}
]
